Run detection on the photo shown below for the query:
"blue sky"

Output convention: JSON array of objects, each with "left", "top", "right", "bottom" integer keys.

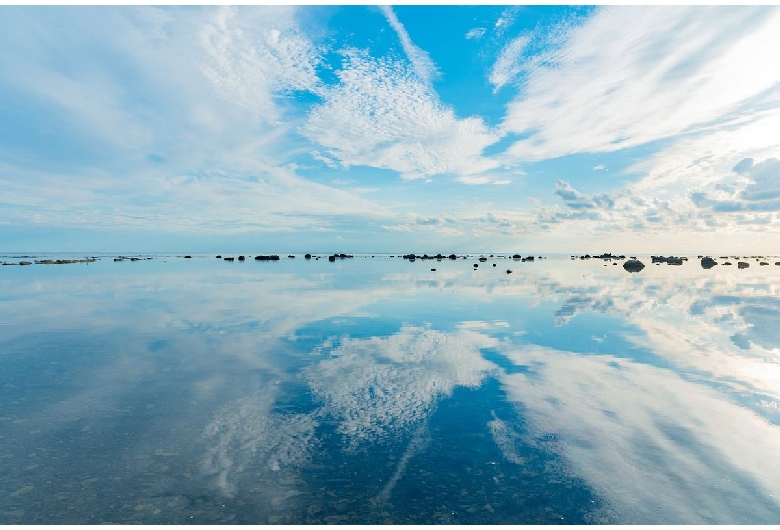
[{"left": 1, "top": 5, "right": 780, "bottom": 253}]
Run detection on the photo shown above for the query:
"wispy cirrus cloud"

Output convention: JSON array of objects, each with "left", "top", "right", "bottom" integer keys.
[
  {"left": 378, "top": 5, "right": 438, "bottom": 86},
  {"left": 488, "top": 34, "right": 530, "bottom": 92},
  {"left": 199, "top": 5, "right": 324, "bottom": 120},
  {"left": 499, "top": 6, "right": 780, "bottom": 161}
]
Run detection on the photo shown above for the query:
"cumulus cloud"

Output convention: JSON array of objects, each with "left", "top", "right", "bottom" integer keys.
[
  {"left": 302, "top": 49, "right": 501, "bottom": 180},
  {"left": 688, "top": 157, "right": 780, "bottom": 213},
  {"left": 554, "top": 180, "right": 615, "bottom": 210},
  {"left": 735, "top": 157, "right": 780, "bottom": 201}
]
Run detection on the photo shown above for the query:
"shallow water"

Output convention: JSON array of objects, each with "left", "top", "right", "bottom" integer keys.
[{"left": 1, "top": 254, "right": 780, "bottom": 524}]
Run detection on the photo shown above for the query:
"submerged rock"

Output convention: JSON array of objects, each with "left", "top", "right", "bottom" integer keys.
[{"left": 623, "top": 259, "right": 645, "bottom": 273}]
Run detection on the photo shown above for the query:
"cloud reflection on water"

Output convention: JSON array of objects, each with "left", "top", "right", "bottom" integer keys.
[
  {"left": 495, "top": 344, "right": 780, "bottom": 524},
  {"left": 3, "top": 258, "right": 780, "bottom": 523}
]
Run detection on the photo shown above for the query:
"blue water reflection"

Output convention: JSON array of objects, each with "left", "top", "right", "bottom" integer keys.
[{"left": 1, "top": 255, "right": 779, "bottom": 523}]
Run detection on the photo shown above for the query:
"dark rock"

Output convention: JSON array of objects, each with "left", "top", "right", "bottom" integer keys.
[
  {"left": 224, "top": 257, "right": 234, "bottom": 261},
  {"left": 114, "top": 258, "right": 124, "bottom": 262},
  {"left": 479, "top": 257, "right": 487, "bottom": 262},
  {"left": 238, "top": 256, "right": 245, "bottom": 261},
  {"left": 305, "top": 254, "right": 312, "bottom": 259},
  {"left": 216, "top": 255, "right": 221, "bottom": 259},
  {"left": 506, "top": 269, "right": 512, "bottom": 274},
  {"left": 493, "top": 263, "right": 496, "bottom": 267},
  {"left": 449, "top": 254, "right": 457, "bottom": 260},
  {"left": 700, "top": 257, "right": 717, "bottom": 269},
  {"left": 760, "top": 262, "right": 769, "bottom": 266},
  {"left": 623, "top": 259, "right": 645, "bottom": 273},
  {"left": 525, "top": 256, "right": 535, "bottom": 261},
  {"left": 130, "top": 257, "right": 140, "bottom": 261},
  {"left": 738, "top": 261, "right": 749, "bottom": 269},
  {"left": 512, "top": 254, "right": 522, "bottom": 259},
  {"left": 724, "top": 262, "right": 732, "bottom": 265},
  {"left": 254, "top": 255, "right": 280, "bottom": 261},
  {"left": 775, "top": 262, "right": 780, "bottom": 266},
  {"left": 328, "top": 255, "right": 336, "bottom": 262},
  {"left": 473, "top": 263, "right": 478, "bottom": 268},
  {"left": 652, "top": 255, "right": 683, "bottom": 265},
  {"left": 184, "top": 255, "right": 192, "bottom": 259},
  {"left": 430, "top": 268, "right": 436, "bottom": 271},
  {"left": 19, "top": 261, "right": 32, "bottom": 266}
]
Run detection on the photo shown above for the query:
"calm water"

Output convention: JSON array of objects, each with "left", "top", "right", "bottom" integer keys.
[{"left": 1, "top": 254, "right": 780, "bottom": 524}]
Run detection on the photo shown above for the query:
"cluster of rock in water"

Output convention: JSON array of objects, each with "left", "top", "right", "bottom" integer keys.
[
  {"left": 200, "top": 252, "right": 780, "bottom": 274},
  {"left": 3, "top": 253, "right": 779, "bottom": 272}
]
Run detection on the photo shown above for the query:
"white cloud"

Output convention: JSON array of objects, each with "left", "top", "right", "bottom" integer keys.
[
  {"left": 465, "top": 27, "right": 486, "bottom": 40},
  {"left": 497, "top": 345, "right": 780, "bottom": 524},
  {"left": 202, "top": 391, "right": 319, "bottom": 495},
  {"left": 199, "top": 5, "right": 323, "bottom": 119},
  {"left": 489, "top": 34, "right": 530, "bottom": 92},
  {"left": 379, "top": 5, "right": 438, "bottom": 86},
  {"left": 500, "top": 6, "right": 780, "bottom": 162},
  {"left": 302, "top": 49, "right": 501, "bottom": 180},
  {"left": 304, "top": 326, "right": 497, "bottom": 450},
  {"left": 494, "top": 6, "right": 520, "bottom": 37}
]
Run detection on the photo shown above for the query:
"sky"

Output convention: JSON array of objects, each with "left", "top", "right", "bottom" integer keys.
[{"left": 1, "top": 5, "right": 780, "bottom": 254}]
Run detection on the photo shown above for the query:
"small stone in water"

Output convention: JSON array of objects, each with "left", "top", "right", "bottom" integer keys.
[{"left": 10, "top": 485, "right": 34, "bottom": 497}]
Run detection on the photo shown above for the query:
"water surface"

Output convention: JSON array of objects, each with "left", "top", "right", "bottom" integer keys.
[{"left": 1, "top": 254, "right": 779, "bottom": 524}]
